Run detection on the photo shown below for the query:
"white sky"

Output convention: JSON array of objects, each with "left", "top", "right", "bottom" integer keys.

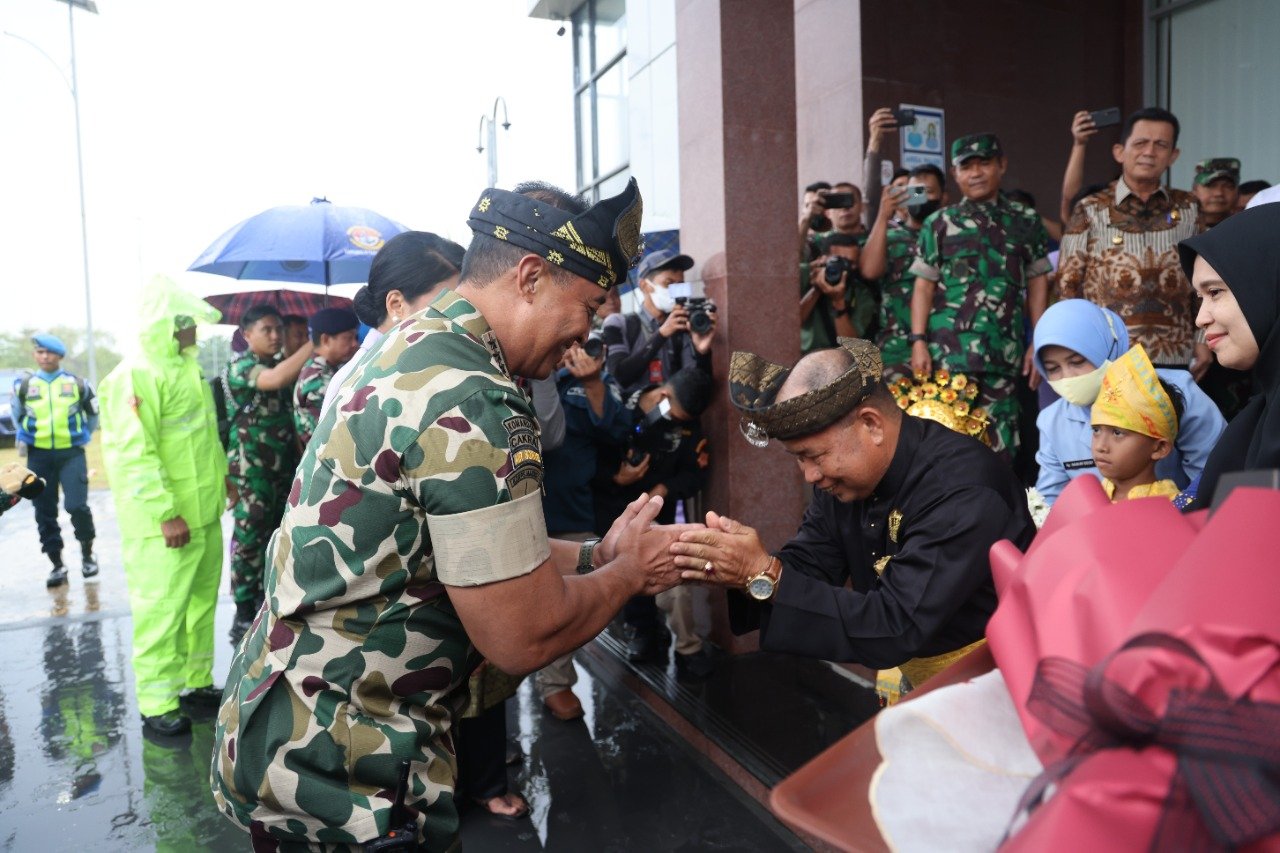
[{"left": 0, "top": 0, "right": 574, "bottom": 346}]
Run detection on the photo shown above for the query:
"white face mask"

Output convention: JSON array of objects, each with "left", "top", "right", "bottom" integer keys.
[
  {"left": 648, "top": 283, "right": 677, "bottom": 314},
  {"left": 1048, "top": 360, "right": 1111, "bottom": 407}
]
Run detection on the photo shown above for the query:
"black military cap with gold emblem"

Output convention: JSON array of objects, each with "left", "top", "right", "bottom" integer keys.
[
  {"left": 466, "top": 178, "right": 644, "bottom": 290},
  {"left": 728, "top": 338, "right": 883, "bottom": 447}
]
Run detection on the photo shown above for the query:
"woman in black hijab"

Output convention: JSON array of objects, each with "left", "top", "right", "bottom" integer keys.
[{"left": 1177, "top": 203, "right": 1280, "bottom": 507}]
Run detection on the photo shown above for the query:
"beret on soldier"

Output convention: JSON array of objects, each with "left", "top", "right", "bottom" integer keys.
[
  {"left": 466, "top": 178, "right": 644, "bottom": 290},
  {"left": 950, "top": 133, "right": 1003, "bottom": 165},
  {"left": 728, "top": 338, "right": 883, "bottom": 446},
  {"left": 308, "top": 307, "right": 359, "bottom": 336},
  {"left": 31, "top": 333, "right": 67, "bottom": 357}
]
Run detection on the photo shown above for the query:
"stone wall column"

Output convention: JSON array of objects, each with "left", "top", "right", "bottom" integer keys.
[{"left": 676, "top": 0, "right": 805, "bottom": 649}]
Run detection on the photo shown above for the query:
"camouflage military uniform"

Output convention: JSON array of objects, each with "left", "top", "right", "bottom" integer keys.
[
  {"left": 293, "top": 354, "right": 335, "bottom": 451},
  {"left": 211, "top": 290, "right": 549, "bottom": 851},
  {"left": 801, "top": 231, "right": 878, "bottom": 353},
  {"left": 224, "top": 352, "right": 299, "bottom": 605},
  {"left": 908, "top": 194, "right": 1051, "bottom": 454},
  {"left": 874, "top": 220, "right": 924, "bottom": 383}
]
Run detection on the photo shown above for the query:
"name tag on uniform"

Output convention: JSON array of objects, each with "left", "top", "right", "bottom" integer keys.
[
  {"left": 1063, "top": 459, "right": 1097, "bottom": 471},
  {"left": 59, "top": 381, "right": 78, "bottom": 398}
]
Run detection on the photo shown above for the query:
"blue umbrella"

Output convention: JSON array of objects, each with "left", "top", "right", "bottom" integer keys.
[{"left": 189, "top": 197, "right": 409, "bottom": 284}]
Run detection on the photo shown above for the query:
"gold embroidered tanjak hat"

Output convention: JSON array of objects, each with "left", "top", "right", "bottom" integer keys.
[
  {"left": 729, "top": 338, "right": 882, "bottom": 447},
  {"left": 1090, "top": 344, "right": 1179, "bottom": 441},
  {"left": 466, "top": 178, "right": 644, "bottom": 290}
]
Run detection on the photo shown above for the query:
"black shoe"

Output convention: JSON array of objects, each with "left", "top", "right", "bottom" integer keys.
[
  {"left": 81, "top": 551, "right": 99, "bottom": 579},
  {"left": 179, "top": 685, "right": 224, "bottom": 709},
  {"left": 228, "top": 616, "right": 252, "bottom": 646},
  {"left": 675, "top": 649, "right": 715, "bottom": 683},
  {"left": 627, "top": 630, "right": 667, "bottom": 665},
  {"left": 228, "top": 600, "right": 257, "bottom": 645},
  {"left": 46, "top": 563, "right": 68, "bottom": 587},
  {"left": 141, "top": 710, "right": 192, "bottom": 737}
]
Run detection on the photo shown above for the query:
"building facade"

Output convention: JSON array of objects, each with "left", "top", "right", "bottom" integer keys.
[{"left": 530, "top": 0, "right": 1278, "bottom": 542}]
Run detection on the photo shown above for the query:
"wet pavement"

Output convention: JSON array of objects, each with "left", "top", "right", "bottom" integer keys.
[{"left": 0, "top": 492, "right": 806, "bottom": 852}]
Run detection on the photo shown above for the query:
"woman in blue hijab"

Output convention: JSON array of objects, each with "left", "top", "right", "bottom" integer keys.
[{"left": 1031, "top": 298, "right": 1226, "bottom": 504}]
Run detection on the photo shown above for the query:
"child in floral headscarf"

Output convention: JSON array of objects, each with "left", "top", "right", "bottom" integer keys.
[{"left": 1090, "top": 344, "right": 1185, "bottom": 502}]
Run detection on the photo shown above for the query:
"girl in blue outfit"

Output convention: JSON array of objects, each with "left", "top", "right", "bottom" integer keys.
[{"left": 1031, "top": 299, "right": 1226, "bottom": 505}]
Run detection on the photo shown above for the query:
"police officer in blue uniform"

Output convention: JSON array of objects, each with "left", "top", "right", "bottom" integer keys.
[{"left": 12, "top": 333, "right": 99, "bottom": 586}]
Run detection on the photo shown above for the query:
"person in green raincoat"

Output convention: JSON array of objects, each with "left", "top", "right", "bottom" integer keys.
[{"left": 99, "top": 275, "right": 230, "bottom": 738}]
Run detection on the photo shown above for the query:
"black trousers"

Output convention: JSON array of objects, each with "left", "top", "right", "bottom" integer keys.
[
  {"left": 456, "top": 700, "right": 509, "bottom": 801},
  {"left": 25, "top": 446, "right": 95, "bottom": 558}
]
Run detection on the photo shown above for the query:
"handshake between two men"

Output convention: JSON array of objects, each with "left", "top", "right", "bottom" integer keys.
[
  {"left": 451, "top": 491, "right": 771, "bottom": 681},
  {"left": 596, "top": 496, "right": 781, "bottom": 601}
]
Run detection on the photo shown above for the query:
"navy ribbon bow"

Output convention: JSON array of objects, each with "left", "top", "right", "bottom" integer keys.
[{"left": 1006, "top": 632, "right": 1280, "bottom": 851}]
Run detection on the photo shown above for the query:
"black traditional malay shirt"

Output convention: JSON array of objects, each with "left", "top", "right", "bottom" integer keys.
[{"left": 734, "top": 415, "right": 1035, "bottom": 668}]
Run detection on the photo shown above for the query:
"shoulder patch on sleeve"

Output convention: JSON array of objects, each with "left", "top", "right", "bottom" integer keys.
[{"left": 502, "top": 414, "right": 543, "bottom": 496}]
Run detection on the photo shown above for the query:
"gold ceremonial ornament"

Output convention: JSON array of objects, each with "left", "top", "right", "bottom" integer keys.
[{"left": 890, "top": 369, "right": 991, "bottom": 446}]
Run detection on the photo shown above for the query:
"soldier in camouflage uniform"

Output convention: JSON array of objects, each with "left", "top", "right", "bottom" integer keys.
[
  {"left": 223, "top": 304, "right": 314, "bottom": 644},
  {"left": 211, "top": 180, "right": 689, "bottom": 852},
  {"left": 860, "top": 164, "right": 948, "bottom": 382},
  {"left": 907, "top": 134, "right": 1051, "bottom": 456},
  {"left": 292, "top": 307, "right": 359, "bottom": 450}
]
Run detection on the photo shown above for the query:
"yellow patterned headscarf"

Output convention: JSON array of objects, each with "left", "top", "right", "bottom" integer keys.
[{"left": 1090, "top": 344, "right": 1178, "bottom": 441}]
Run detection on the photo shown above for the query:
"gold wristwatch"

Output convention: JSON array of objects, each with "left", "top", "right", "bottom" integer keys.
[{"left": 745, "top": 556, "right": 782, "bottom": 601}]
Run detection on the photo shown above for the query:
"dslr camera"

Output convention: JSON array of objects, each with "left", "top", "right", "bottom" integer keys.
[
  {"left": 674, "top": 296, "right": 716, "bottom": 335},
  {"left": 581, "top": 332, "right": 605, "bottom": 360},
  {"left": 824, "top": 256, "right": 855, "bottom": 285},
  {"left": 627, "top": 398, "right": 672, "bottom": 465}
]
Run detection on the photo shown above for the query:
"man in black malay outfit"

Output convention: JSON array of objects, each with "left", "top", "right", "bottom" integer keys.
[{"left": 671, "top": 338, "right": 1035, "bottom": 693}]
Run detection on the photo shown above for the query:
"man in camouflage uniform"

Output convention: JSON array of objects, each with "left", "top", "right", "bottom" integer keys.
[
  {"left": 211, "top": 179, "right": 688, "bottom": 852},
  {"left": 800, "top": 180, "right": 874, "bottom": 353},
  {"left": 860, "top": 164, "right": 948, "bottom": 382},
  {"left": 223, "top": 304, "right": 314, "bottom": 644},
  {"left": 292, "top": 307, "right": 359, "bottom": 450},
  {"left": 907, "top": 133, "right": 1051, "bottom": 456}
]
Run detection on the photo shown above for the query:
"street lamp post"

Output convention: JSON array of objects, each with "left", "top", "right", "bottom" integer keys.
[
  {"left": 66, "top": 0, "right": 97, "bottom": 387},
  {"left": 475, "top": 96, "right": 511, "bottom": 189},
  {"left": 3, "top": 0, "right": 98, "bottom": 385}
]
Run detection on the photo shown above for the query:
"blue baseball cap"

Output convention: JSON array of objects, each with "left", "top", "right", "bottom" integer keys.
[
  {"left": 636, "top": 248, "right": 694, "bottom": 281},
  {"left": 31, "top": 333, "right": 67, "bottom": 357}
]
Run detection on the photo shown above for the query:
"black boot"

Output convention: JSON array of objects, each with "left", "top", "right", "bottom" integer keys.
[
  {"left": 81, "top": 543, "right": 99, "bottom": 579},
  {"left": 228, "top": 599, "right": 257, "bottom": 646},
  {"left": 141, "top": 709, "right": 192, "bottom": 737},
  {"left": 46, "top": 554, "right": 68, "bottom": 588}
]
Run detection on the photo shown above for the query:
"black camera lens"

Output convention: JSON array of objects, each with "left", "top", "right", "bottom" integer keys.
[
  {"left": 582, "top": 337, "right": 604, "bottom": 359},
  {"left": 824, "top": 256, "right": 850, "bottom": 285},
  {"left": 689, "top": 308, "right": 714, "bottom": 335}
]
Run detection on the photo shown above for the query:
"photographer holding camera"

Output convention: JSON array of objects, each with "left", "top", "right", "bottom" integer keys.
[
  {"left": 861, "top": 164, "right": 948, "bottom": 381},
  {"left": 799, "top": 183, "right": 872, "bottom": 353},
  {"left": 593, "top": 366, "right": 715, "bottom": 680},
  {"left": 601, "top": 249, "right": 716, "bottom": 397},
  {"left": 537, "top": 337, "right": 632, "bottom": 719},
  {"left": 799, "top": 180, "right": 833, "bottom": 257},
  {"left": 801, "top": 232, "right": 865, "bottom": 353}
]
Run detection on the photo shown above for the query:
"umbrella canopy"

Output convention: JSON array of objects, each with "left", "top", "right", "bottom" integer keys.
[
  {"left": 189, "top": 198, "right": 409, "bottom": 285},
  {"left": 203, "top": 289, "right": 353, "bottom": 328}
]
